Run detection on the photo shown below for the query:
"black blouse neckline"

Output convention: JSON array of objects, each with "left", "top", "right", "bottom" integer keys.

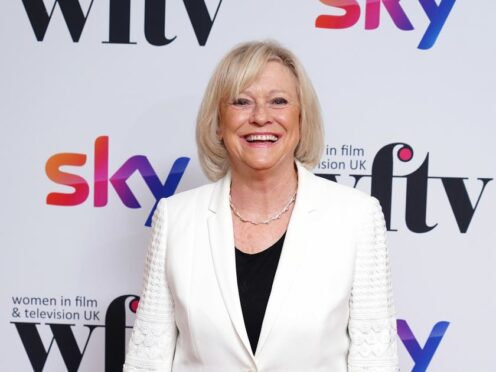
[
  {"left": 235, "top": 232, "right": 287, "bottom": 256},
  {"left": 235, "top": 231, "right": 286, "bottom": 354}
]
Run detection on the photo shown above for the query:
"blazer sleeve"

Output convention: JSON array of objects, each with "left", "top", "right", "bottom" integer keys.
[
  {"left": 123, "top": 199, "right": 178, "bottom": 372},
  {"left": 347, "top": 196, "right": 399, "bottom": 372}
]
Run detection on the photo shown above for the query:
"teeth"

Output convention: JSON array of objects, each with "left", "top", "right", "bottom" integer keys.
[{"left": 246, "top": 134, "right": 278, "bottom": 142}]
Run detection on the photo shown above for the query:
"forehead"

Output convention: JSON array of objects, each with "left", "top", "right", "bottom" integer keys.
[
  {"left": 222, "top": 57, "right": 299, "bottom": 101},
  {"left": 242, "top": 61, "right": 298, "bottom": 94}
]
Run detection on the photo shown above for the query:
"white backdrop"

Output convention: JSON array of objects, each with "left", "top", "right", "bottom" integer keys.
[{"left": 1, "top": 0, "right": 495, "bottom": 371}]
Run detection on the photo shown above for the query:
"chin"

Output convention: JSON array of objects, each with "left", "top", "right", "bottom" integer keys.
[{"left": 242, "top": 156, "right": 292, "bottom": 173}]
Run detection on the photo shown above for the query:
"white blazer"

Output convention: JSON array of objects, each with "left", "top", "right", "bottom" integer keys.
[{"left": 123, "top": 162, "right": 399, "bottom": 372}]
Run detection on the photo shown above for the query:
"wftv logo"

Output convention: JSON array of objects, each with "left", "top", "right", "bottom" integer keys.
[
  {"left": 12, "top": 295, "right": 138, "bottom": 372},
  {"left": 315, "top": 0, "right": 457, "bottom": 50},
  {"left": 11, "top": 296, "right": 449, "bottom": 372},
  {"left": 316, "top": 143, "right": 492, "bottom": 233},
  {"left": 45, "top": 136, "right": 189, "bottom": 226},
  {"left": 21, "top": 0, "right": 223, "bottom": 45}
]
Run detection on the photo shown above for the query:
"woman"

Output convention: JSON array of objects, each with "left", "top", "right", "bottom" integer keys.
[{"left": 124, "top": 41, "right": 399, "bottom": 371}]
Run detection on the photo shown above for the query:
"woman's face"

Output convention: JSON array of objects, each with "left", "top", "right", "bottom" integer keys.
[{"left": 218, "top": 61, "right": 300, "bottom": 176}]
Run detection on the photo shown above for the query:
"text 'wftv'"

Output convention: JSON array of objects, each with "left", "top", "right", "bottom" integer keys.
[
  {"left": 10, "top": 295, "right": 450, "bottom": 372},
  {"left": 21, "top": 0, "right": 456, "bottom": 49},
  {"left": 45, "top": 136, "right": 492, "bottom": 231}
]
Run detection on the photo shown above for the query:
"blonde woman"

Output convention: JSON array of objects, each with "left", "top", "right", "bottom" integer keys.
[{"left": 124, "top": 40, "right": 399, "bottom": 372}]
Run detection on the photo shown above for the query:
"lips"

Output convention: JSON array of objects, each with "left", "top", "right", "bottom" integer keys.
[{"left": 244, "top": 134, "right": 280, "bottom": 143}]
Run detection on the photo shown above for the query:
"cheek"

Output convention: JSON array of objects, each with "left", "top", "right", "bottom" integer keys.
[
  {"left": 217, "top": 107, "right": 231, "bottom": 137},
  {"left": 218, "top": 111, "right": 243, "bottom": 138},
  {"left": 283, "top": 110, "right": 301, "bottom": 136}
]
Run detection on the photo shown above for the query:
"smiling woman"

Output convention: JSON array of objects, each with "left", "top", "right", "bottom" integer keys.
[
  {"left": 196, "top": 41, "right": 323, "bottom": 182},
  {"left": 218, "top": 61, "right": 301, "bottom": 180},
  {"left": 123, "top": 40, "right": 399, "bottom": 372}
]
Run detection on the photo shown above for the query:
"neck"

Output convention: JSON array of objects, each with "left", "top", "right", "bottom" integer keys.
[{"left": 229, "top": 161, "right": 298, "bottom": 218}]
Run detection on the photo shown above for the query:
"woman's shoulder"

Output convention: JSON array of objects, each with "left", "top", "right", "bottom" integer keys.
[
  {"left": 306, "top": 174, "right": 383, "bottom": 232},
  {"left": 156, "top": 181, "right": 216, "bottom": 213},
  {"left": 304, "top": 168, "right": 376, "bottom": 207}
]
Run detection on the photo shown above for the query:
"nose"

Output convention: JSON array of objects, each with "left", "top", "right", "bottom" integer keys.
[{"left": 250, "top": 102, "right": 272, "bottom": 126}]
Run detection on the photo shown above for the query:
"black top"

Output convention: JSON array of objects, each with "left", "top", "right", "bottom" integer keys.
[{"left": 235, "top": 233, "right": 285, "bottom": 354}]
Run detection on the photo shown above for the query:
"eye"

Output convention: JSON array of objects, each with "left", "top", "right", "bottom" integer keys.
[
  {"left": 271, "top": 97, "right": 289, "bottom": 106},
  {"left": 231, "top": 98, "right": 252, "bottom": 106}
]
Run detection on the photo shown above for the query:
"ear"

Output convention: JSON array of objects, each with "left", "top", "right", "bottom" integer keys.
[
  {"left": 216, "top": 126, "right": 222, "bottom": 140},
  {"left": 216, "top": 127, "right": 224, "bottom": 145}
]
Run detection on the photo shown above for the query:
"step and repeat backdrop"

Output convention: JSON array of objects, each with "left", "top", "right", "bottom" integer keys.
[{"left": 1, "top": 1, "right": 495, "bottom": 371}]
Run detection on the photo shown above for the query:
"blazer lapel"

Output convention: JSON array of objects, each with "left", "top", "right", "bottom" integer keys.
[
  {"left": 206, "top": 172, "right": 255, "bottom": 360},
  {"left": 206, "top": 163, "right": 320, "bottom": 359},
  {"left": 255, "top": 162, "right": 319, "bottom": 356}
]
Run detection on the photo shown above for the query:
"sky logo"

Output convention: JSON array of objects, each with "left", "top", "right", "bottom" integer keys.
[
  {"left": 397, "top": 319, "right": 450, "bottom": 371},
  {"left": 315, "top": 0, "right": 457, "bottom": 50},
  {"left": 45, "top": 136, "right": 189, "bottom": 226}
]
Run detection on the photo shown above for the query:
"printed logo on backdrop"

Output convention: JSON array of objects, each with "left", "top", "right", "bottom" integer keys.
[
  {"left": 9, "top": 295, "right": 449, "bottom": 372},
  {"left": 397, "top": 319, "right": 450, "bottom": 372},
  {"left": 315, "top": 0, "right": 457, "bottom": 50},
  {"left": 10, "top": 294, "right": 139, "bottom": 371},
  {"left": 21, "top": 0, "right": 223, "bottom": 45},
  {"left": 45, "top": 136, "right": 189, "bottom": 226},
  {"left": 44, "top": 138, "right": 493, "bottom": 232},
  {"left": 315, "top": 143, "right": 493, "bottom": 233}
]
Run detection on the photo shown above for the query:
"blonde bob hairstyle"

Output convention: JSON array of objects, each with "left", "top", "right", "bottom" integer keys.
[{"left": 196, "top": 40, "right": 324, "bottom": 181}]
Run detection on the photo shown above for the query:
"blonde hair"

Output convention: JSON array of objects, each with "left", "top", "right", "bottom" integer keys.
[{"left": 196, "top": 40, "right": 324, "bottom": 181}]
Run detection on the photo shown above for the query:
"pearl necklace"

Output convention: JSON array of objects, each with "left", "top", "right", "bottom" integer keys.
[{"left": 229, "top": 190, "right": 297, "bottom": 225}]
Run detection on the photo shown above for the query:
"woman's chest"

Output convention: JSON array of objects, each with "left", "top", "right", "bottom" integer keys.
[{"left": 165, "top": 213, "right": 357, "bottom": 327}]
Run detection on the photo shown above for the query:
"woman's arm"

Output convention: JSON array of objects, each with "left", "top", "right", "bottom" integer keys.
[
  {"left": 347, "top": 196, "right": 399, "bottom": 372},
  {"left": 124, "top": 199, "right": 178, "bottom": 372}
]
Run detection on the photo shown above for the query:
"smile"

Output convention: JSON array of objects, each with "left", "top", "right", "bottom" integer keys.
[{"left": 244, "top": 134, "right": 279, "bottom": 143}]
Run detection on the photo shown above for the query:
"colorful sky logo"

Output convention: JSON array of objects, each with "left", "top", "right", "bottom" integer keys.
[
  {"left": 315, "top": 0, "right": 457, "bottom": 50},
  {"left": 45, "top": 136, "right": 189, "bottom": 226},
  {"left": 397, "top": 319, "right": 450, "bottom": 371}
]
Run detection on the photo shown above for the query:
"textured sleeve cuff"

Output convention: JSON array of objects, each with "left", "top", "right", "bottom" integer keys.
[
  {"left": 124, "top": 199, "right": 178, "bottom": 372},
  {"left": 347, "top": 196, "right": 399, "bottom": 371}
]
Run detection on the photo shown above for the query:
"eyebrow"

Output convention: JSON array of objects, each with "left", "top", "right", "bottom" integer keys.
[{"left": 239, "top": 89, "right": 293, "bottom": 96}]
